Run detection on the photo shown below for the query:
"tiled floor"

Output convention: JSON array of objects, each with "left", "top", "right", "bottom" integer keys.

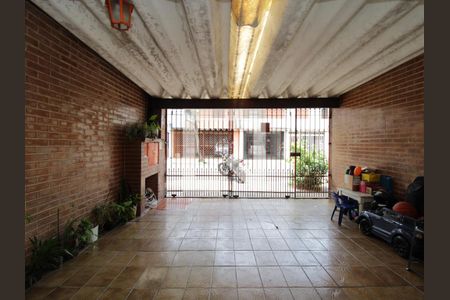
[{"left": 26, "top": 198, "right": 424, "bottom": 299}]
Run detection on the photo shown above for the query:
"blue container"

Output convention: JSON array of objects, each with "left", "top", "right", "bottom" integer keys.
[{"left": 380, "top": 175, "right": 393, "bottom": 194}]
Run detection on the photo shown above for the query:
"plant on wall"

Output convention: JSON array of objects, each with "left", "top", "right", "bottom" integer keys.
[
  {"left": 290, "top": 141, "right": 328, "bottom": 191},
  {"left": 125, "top": 114, "right": 161, "bottom": 140}
]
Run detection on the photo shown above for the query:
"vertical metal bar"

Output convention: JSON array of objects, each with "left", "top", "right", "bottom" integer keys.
[{"left": 294, "top": 108, "right": 297, "bottom": 199}]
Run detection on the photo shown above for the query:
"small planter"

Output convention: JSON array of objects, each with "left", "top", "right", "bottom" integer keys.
[{"left": 90, "top": 225, "right": 99, "bottom": 243}]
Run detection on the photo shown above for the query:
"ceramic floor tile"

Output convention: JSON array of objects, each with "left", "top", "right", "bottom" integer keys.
[
  {"left": 182, "top": 288, "right": 210, "bottom": 300},
  {"left": 85, "top": 266, "right": 124, "bottom": 287},
  {"left": 264, "top": 288, "right": 294, "bottom": 300},
  {"left": 127, "top": 288, "right": 158, "bottom": 299},
  {"left": 215, "top": 251, "right": 236, "bottom": 266},
  {"left": 273, "top": 251, "right": 299, "bottom": 266},
  {"left": 290, "top": 288, "right": 321, "bottom": 300},
  {"left": 281, "top": 267, "right": 312, "bottom": 287},
  {"left": 129, "top": 252, "right": 175, "bottom": 267},
  {"left": 173, "top": 251, "right": 215, "bottom": 266},
  {"left": 216, "top": 239, "right": 235, "bottom": 251},
  {"left": 324, "top": 267, "right": 367, "bottom": 287},
  {"left": 217, "top": 230, "right": 234, "bottom": 238},
  {"left": 61, "top": 266, "right": 99, "bottom": 287},
  {"left": 233, "top": 230, "right": 250, "bottom": 238},
  {"left": 315, "top": 288, "right": 352, "bottom": 300},
  {"left": 97, "top": 288, "right": 131, "bottom": 300},
  {"left": 236, "top": 267, "right": 263, "bottom": 288},
  {"left": 45, "top": 287, "right": 79, "bottom": 300},
  {"left": 238, "top": 288, "right": 265, "bottom": 300},
  {"left": 163, "top": 267, "right": 191, "bottom": 288},
  {"left": 248, "top": 229, "right": 266, "bottom": 238},
  {"left": 278, "top": 230, "right": 299, "bottom": 239},
  {"left": 154, "top": 288, "right": 185, "bottom": 300},
  {"left": 292, "top": 251, "right": 320, "bottom": 266},
  {"left": 70, "top": 287, "right": 105, "bottom": 300},
  {"left": 212, "top": 267, "right": 237, "bottom": 288},
  {"left": 186, "top": 230, "right": 218, "bottom": 238},
  {"left": 210, "top": 288, "right": 238, "bottom": 300},
  {"left": 180, "top": 239, "right": 216, "bottom": 251},
  {"left": 134, "top": 267, "right": 168, "bottom": 289},
  {"left": 311, "top": 251, "right": 342, "bottom": 266},
  {"left": 25, "top": 198, "right": 425, "bottom": 300},
  {"left": 259, "top": 267, "right": 288, "bottom": 287},
  {"left": 364, "top": 286, "right": 424, "bottom": 300},
  {"left": 264, "top": 230, "right": 282, "bottom": 238},
  {"left": 234, "top": 239, "right": 253, "bottom": 251},
  {"left": 285, "top": 239, "right": 308, "bottom": 251},
  {"left": 187, "top": 267, "right": 213, "bottom": 288},
  {"left": 143, "top": 239, "right": 182, "bottom": 251},
  {"left": 268, "top": 239, "right": 290, "bottom": 251},
  {"left": 369, "top": 266, "right": 408, "bottom": 286},
  {"left": 302, "top": 266, "right": 337, "bottom": 287},
  {"left": 33, "top": 267, "right": 79, "bottom": 288},
  {"left": 254, "top": 251, "right": 278, "bottom": 266},
  {"left": 251, "top": 239, "right": 271, "bottom": 251},
  {"left": 235, "top": 251, "right": 256, "bottom": 266},
  {"left": 109, "top": 252, "right": 137, "bottom": 267},
  {"left": 302, "top": 239, "right": 327, "bottom": 251}
]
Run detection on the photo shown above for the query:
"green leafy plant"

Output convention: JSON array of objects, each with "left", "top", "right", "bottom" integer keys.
[
  {"left": 93, "top": 203, "right": 116, "bottom": 232},
  {"left": 61, "top": 218, "right": 93, "bottom": 255},
  {"left": 75, "top": 219, "right": 93, "bottom": 249},
  {"left": 113, "top": 194, "right": 140, "bottom": 224},
  {"left": 26, "top": 237, "right": 65, "bottom": 288},
  {"left": 147, "top": 114, "right": 161, "bottom": 139},
  {"left": 290, "top": 142, "right": 328, "bottom": 191},
  {"left": 125, "top": 114, "right": 160, "bottom": 140}
]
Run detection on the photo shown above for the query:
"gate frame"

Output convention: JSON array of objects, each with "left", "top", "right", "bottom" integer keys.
[{"left": 152, "top": 97, "right": 341, "bottom": 199}]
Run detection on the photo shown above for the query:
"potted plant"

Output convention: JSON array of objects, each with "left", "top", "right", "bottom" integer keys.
[
  {"left": 26, "top": 236, "right": 66, "bottom": 288},
  {"left": 92, "top": 203, "right": 115, "bottom": 232},
  {"left": 116, "top": 193, "right": 141, "bottom": 223},
  {"left": 89, "top": 217, "right": 99, "bottom": 243},
  {"left": 147, "top": 114, "right": 161, "bottom": 139},
  {"left": 125, "top": 114, "right": 161, "bottom": 140},
  {"left": 62, "top": 217, "right": 94, "bottom": 256},
  {"left": 76, "top": 218, "right": 94, "bottom": 247}
]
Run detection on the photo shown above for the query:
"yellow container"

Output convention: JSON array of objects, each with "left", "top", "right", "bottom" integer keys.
[{"left": 362, "top": 173, "right": 380, "bottom": 183}]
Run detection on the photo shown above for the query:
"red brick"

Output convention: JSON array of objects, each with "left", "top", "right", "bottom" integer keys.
[
  {"left": 331, "top": 54, "right": 424, "bottom": 200},
  {"left": 25, "top": 2, "right": 149, "bottom": 257}
]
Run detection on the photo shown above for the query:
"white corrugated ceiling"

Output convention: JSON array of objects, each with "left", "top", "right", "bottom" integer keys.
[{"left": 30, "top": 0, "right": 424, "bottom": 99}]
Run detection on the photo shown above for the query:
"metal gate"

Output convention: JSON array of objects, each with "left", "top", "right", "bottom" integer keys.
[{"left": 166, "top": 108, "right": 329, "bottom": 198}]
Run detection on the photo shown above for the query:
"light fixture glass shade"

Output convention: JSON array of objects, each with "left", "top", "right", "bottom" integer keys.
[
  {"left": 232, "top": 0, "right": 271, "bottom": 27},
  {"left": 105, "top": 0, "right": 134, "bottom": 31},
  {"left": 229, "top": 0, "right": 272, "bottom": 98}
]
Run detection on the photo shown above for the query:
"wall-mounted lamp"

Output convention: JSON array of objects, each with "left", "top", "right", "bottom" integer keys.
[
  {"left": 229, "top": 0, "right": 272, "bottom": 99},
  {"left": 105, "top": 0, "right": 134, "bottom": 31}
]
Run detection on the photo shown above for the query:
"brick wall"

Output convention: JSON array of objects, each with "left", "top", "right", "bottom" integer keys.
[
  {"left": 25, "top": 2, "right": 148, "bottom": 254},
  {"left": 330, "top": 54, "right": 424, "bottom": 200}
]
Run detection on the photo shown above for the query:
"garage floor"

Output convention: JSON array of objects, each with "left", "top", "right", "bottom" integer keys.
[{"left": 26, "top": 198, "right": 424, "bottom": 300}]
